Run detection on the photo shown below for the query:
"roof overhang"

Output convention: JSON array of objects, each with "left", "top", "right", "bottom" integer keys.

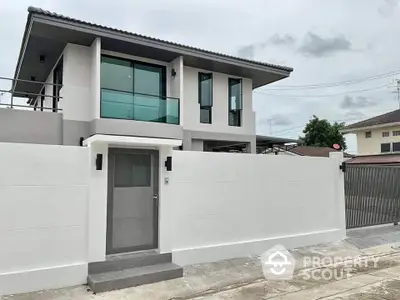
[
  {"left": 13, "top": 8, "right": 293, "bottom": 98},
  {"left": 83, "top": 134, "right": 182, "bottom": 148},
  {"left": 341, "top": 122, "right": 400, "bottom": 134},
  {"left": 256, "top": 135, "right": 299, "bottom": 148}
]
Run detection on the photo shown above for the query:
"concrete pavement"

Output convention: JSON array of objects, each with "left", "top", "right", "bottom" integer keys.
[{"left": 2, "top": 225, "right": 400, "bottom": 300}]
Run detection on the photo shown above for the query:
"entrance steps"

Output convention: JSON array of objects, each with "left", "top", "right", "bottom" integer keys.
[{"left": 87, "top": 251, "right": 183, "bottom": 293}]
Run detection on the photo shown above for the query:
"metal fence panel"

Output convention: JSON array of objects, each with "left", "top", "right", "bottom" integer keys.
[{"left": 345, "top": 165, "right": 400, "bottom": 229}]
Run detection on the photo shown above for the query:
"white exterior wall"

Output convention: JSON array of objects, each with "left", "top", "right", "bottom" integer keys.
[
  {"left": 62, "top": 43, "right": 93, "bottom": 121},
  {"left": 0, "top": 143, "right": 89, "bottom": 295},
  {"left": 356, "top": 126, "right": 400, "bottom": 155},
  {"left": 162, "top": 151, "right": 346, "bottom": 265},
  {"left": 90, "top": 38, "right": 101, "bottom": 120},
  {"left": 170, "top": 56, "right": 184, "bottom": 125},
  {"left": 182, "top": 66, "right": 256, "bottom": 135}
]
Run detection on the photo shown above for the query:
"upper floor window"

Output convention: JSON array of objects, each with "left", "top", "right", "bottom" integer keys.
[
  {"left": 393, "top": 142, "right": 400, "bottom": 152},
  {"left": 199, "top": 73, "right": 213, "bottom": 124},
  {"left": 365, "top": 131, "right": 372, "bottom": 138},
  {"left": 99, "top": 55, "right": 178, "bottom": 124},
  {"left": 381, "top": 143, "right": 391, "bottom": 153},
  {"left": 393, "top": 130, "right": 400, "bottom": 136},
  {"left": 228, "top": 78, "right": 242, "bottom": 127},
  {"left": 382, "top": 131, "right": 389, "bottom": 137},
  {"left": 52, "top": 57, "right": 63, "bottom": 112}
]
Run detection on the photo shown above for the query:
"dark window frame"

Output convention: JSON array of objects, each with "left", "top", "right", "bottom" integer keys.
[
  {"left": 393, "top": 142, "right": 400, "bottom": 152},
  {"left": 382, "top": 131, "right": 390, "bottom": 137},
  {"left": 52, "top": 57, "right": 63, "bottom": 113},
  {"left": 381, "top": 143, "right": 391, "bottom": 153},
  {"left": 228, "top": 78, "right": 242, "bottom": 127},
  {"left": 198, "top": 73, "right": 213, "bottom": 124},
  {"left": 393, "top": 130, "right": 400, "bottom": 137},
  {"left": 365, "top": 131, "right": 372, "bottom": 138},
  {"left": 40, "top": 87, "right": 45, "bottom": 112}
]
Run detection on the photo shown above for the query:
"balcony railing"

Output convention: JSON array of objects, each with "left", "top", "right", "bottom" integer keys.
[
  {"left": 0, "top": 76, "right": 62, "bottom": 112},
  {"left": 101, "top": 89, "right": 179, "bottom": 125}
]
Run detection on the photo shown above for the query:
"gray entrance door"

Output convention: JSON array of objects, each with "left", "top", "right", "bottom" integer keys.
[{"left": 107, "top": 149, "right": 159, "bottom": 254}]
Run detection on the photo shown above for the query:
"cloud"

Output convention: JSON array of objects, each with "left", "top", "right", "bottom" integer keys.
[
  {"left": 340, "top": 96, "right": 377, "bottom": 110},
  {"left": 237, "top": 34, "right": 296, "bottom": 59},
  {"left": 268, "top": 34, "right": 296, "bottom": 46},
  {"left": 378, "top": 0, "right": 399, "bottom": 17},
  {"left": 237, "top": 45, "right": 256, "bottom": 60},
  {"left": 298, "top": 32, "right": 351, "bottom": 57},
  {"left": 344, "top": 111, "right": 366, "bottom": 120}
]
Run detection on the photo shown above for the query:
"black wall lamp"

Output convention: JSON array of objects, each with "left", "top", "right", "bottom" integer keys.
[
  {"left": 96, "top": 154, "right": 103, "bottom": 170},
  {"left": 171, "top": 68, "right": 177, "bottom": 78},
  {"left": 39, "top": 55, "right": 45, "bottom": 63},
  {"left": 165, "top": 156, "right": 172, "bottom": 171}
]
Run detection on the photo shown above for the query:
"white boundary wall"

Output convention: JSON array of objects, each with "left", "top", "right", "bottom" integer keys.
[
  {"left": 163, "top": 151, "right": 346, "bottom": 266},
  {"left": 0, "top": 143, "right": 89, "bottom": 295}
]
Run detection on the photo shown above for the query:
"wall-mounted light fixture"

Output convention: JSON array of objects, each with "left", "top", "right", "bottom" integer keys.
[
  {"left": 39, "top": 55, "right": 45, "bottom": 63},
  {"left": 79, "top": 137, "right": 84, "bottom": 147},
  {"left": 165, "top": 156, "right": 172, "bottom": 171},
  {"left": 30, "top": 76, "right": 36, "bottom": 81},
  {"left": 96, "top": 154, "right": 103, "bottom": 170},
  {"left": 171, "top": 68, "right": 177, "bottom": 78}
]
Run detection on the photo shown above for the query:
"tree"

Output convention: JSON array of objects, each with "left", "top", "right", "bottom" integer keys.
[{"left": 300, "top": 116, "right": 347, "bottom": 150}]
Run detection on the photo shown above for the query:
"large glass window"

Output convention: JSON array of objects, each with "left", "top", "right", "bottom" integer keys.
[
  {"left": 101, "top": 56, "right": 133, "bottom": 92},
  {"left": 100, "top": 55, "right": 175, "bottom": 124},
  {"left": 228, "top": 78, "right": 242, "bottom": 127},
  {"left": 393, "top": 142, "right": 400, "bottom": 152},
  {"left": 199, "top": 73, "right": 212, "bottom": 123},
  {"left": 52, "top": 57, "right": 63, "bottom": 112},
  {"left": 381, "top": 143, "right": 391, "bottom": 153}
]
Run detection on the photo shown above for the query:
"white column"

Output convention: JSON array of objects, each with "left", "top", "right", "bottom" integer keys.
[
  {"left": 87, "top": 142, "right": 108, "bottom": 262},
  {"left": 329, "top": 152, "right": 347, "bottom": 238},
  {"left": 157, "top": 146, "right": 174, "bottom": 253}
]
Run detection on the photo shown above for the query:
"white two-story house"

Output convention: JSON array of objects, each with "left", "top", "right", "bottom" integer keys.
[
  {"left": 5, "top": 7, "right": 293, "bottom": 154},
  {"left": 1, "top": 7, "right": 293, "bottom": 292}
]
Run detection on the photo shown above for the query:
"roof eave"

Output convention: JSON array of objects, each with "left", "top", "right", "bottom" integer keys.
[
  {"left": 342, "top": 121, "right": 400, "bottom": 133},
  {"left": 15, "top": 7, "right": 293, "bottom": 83}
]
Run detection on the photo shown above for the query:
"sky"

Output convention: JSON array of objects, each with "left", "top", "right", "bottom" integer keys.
[{"left": 1, "top": 0, "right": 400, "bottom": 153}]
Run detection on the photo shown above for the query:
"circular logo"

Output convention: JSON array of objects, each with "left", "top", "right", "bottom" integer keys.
[{"left": 333, "top": 144, "right": 341, "bottom": 150}]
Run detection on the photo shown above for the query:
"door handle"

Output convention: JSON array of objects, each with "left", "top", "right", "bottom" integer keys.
[{"left": 153, "top": 194, "right": 159, "bottom": 206}]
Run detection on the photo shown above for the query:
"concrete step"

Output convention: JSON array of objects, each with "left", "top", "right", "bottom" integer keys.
[
  {"left": 88, "top": 251, "right": 172, "bottom": 274},
  {"left": 87, "top": 263, "right": 183, "bottom": 293}
]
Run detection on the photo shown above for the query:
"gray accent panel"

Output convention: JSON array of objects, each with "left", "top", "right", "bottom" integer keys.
[
  {"left": 183, "top": 129, "right": 256, "bottom": 153},
  {"left": 191, "top": 139, "right": 204, "bottom": 151},
  {"left": 0, "top": 109, "right": 62, "bottom": 145},
  {"left": 63, "top": 119, "right": 90, "bottom": 146},
  {"left": 91, "top": 118, "right": 182, "bottom": 140},
  {"left": 88, "top": 251, "right": 172, "bottom": 274},
  {"left": 87, "top": 262, "right": 183, "bottom": 293}
]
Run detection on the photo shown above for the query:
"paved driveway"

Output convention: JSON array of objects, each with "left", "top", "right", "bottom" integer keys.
[
  {"left": 346, "top": 224, "right": 400, "bottom": 249},
  {"left": 4, "top": 225, "right": 400, "bottom": 300}
]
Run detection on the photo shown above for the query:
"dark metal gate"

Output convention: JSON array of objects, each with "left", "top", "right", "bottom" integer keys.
[{"left": 345, "top": 165, "right": 400, "bottom": 228}]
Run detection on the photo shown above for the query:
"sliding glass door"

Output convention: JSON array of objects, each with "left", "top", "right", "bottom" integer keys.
[{"left": 100, "top": 55, "right": 178, "bottom": 124}]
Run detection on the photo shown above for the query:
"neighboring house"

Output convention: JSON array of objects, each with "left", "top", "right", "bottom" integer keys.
[
  {"left": 2, "top": 6, "right": 293, "bottom": 155},
  {"left": 266, "top": 145, "right": 354, "bottom": 159},
  {"left": 342, "top": 109, "right": 400, "bottom": 164}
]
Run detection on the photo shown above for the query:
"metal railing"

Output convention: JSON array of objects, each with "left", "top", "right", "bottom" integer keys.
[
  {"left": 345, "top": 165, "right": 400, "bottom": 228},
  {"left": 0, "top": 76, "right": 63, "bottom": 112}
]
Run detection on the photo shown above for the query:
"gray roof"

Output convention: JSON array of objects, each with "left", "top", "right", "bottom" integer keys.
[
  {"left": 343, "top": 109, "right": 400, "bottom": 130},
  {"left": 26, "top": 6, "right": 293, "bottom": 73}
]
